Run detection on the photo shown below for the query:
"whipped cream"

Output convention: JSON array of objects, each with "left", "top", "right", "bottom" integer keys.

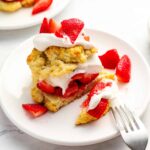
[
  {"left": 33, "top": 33, "right": 94, "bottom": 51},
  {"left": 47, "top": 53, "right": 102, "bottom": 94},
  {"left": 88, "top": 79, "right": 119, "bottom": 110}
]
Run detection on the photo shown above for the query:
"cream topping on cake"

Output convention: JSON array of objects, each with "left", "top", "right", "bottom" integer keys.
[{"left": 33, "top": 32, "right": 94, "bottom": 51}]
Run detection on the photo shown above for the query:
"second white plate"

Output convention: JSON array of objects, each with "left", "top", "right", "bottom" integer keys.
[
  {"left": 0, "top": 29, "right": 150, "bottom": 146},
  {"left": 0, "top": 0, "right": 71, "bottom": 30}
]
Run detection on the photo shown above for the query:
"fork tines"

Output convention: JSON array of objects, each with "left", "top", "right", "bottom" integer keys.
[{"left": 111, "top": 104, "right": 140, "bottom": 133}]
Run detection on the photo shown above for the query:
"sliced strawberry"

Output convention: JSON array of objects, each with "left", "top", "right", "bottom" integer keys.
[
  {"left": 88, "top": 81, "right": 112, "bottom": 98},
  {"left": 32, "top": 0, "right": 53, "bottom": 15},
  {"left": 55, "top": 31, "right": 63, "bottom": 38},
  {"left": 61, "top": 18, "right": 84, "bottom": 43},
  {"left": 63, "top": 81, "right": 78, "bottom": 98},
  {"left": 87, "top": 98, "right": 109, "bottom": 119},
  {"left": 54, "top": 87, "right": 63, "bottom": 97},
  {"left": 72, "top": 73, "right": 98, "bottom": 84},
  {"left": 37, "top": 81, "right": 55, "bottom": 94},
  {"left": 78, "top": 84, "right": 86, "bottom": 93},
  {"left": 116, "top": 55, "right": 131, "bottom": 83},
  {"left": 82, "top": 97, "right": 90, "bottom": 108},
  {"left": 22, "top": 104, "right": 48, "bottom": 117},
  {"left": 40, "top": 18, "right": 49, "bottom": 33},
  {"left": 99, "top": 49, "right": 120, "bottom": 69},
  {"left": 55, "top": 28, "right": 63, "bottom": 38},
  {"left": 49, "top": 19, "right": 61, "bottom": 33}
]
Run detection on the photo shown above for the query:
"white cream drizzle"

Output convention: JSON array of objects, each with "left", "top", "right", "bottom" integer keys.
[{"left": 46, "top": 53, "right": 102, "bottom": 94}]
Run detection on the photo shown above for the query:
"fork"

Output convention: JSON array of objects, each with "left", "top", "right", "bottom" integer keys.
[{"left": 111, "top": 103, "right": 148, "bottom": 150}]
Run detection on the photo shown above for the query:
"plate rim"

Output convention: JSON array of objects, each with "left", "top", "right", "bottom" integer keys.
[
  {"left": 0, "top": 0, "right": 71, "bottom": 30},
  {"left": 0, "top": 28, "right": 150, "bottom": 146}
]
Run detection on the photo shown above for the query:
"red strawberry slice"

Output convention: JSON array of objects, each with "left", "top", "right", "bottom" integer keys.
[
  {"left": 32, "top": 0, "right": 53, "bottom": 15},
  {"left": 49, "top": 19, "right": 61, "bottom": 33},
  {"left": 99, "top": 49, "right": 120, "bottom": 69},
  {"left": 63, "top": 81, "right": 79, "bottom": 98},
  {"left": 88, "top": 81, "right": 112, "bottom": 98},
  {"left": 116, "top": 55, "right": 131, "bottom": 83},
  {"left": 72, "top": 73, "right": 98, "bottom": 84},
  {"left": 40, "top": 18, "right": 61, "bottom": 34},
  {"left": 55, "top": 27, "right": 64, "bottom": 38},
  {"left": 54, "top": 87, "right": 63, "bottom": 97},
  {"left": 82, "top": 97, "right": 90, "bottom": 108},
  {"left": 40, "top": 18, "right": 49, "bottom": 33},
  {"left": 37, "top": 81, "right": 55, "bottom": 94},
  {"left": 87, "top": 98, "right": 109, "bottom": 119},
  {"left": 22, "top": 104, "right": 48, "bottom": 117},
  {"left": 61, "top": 18, "right": 84, "bottom": 43}
]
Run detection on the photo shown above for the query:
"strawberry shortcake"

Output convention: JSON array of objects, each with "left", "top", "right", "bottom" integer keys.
[{"left": 23, "top": 18, "right": 131, "bottom": 125}]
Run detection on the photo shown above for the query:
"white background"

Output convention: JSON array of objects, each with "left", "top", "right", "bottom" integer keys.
[{"left": 0, "top": 0, "right": 150, "bottom": 149}]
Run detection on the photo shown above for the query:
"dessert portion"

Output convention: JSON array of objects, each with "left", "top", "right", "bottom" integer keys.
[
  {"left": 0, "top": 0, "right": 53, "bottom": 15},
  {"left": 27, "top": 18, "right": 103, "bottom": 112},
  {"left": 23, "top": 18, "right": 131, "bottom": 125}
]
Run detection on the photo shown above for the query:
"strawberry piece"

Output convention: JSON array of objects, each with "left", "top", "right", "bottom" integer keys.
[
  {"left": 54, "top": 87, "right": 63, "bottom": 97},
  {"left": 40, "top": 18, "right": 61, "bottom": 34},
  {"left": 72, "top": 73, "right": 98, "bottom": 84},
  {"left": 22, "top": 104, "right": 48, "bottom": 117},
  {"left": 49, "top": 19, "right": 61, "bottom": 33},
  {"left": 37, "top": 81, "right": 55, "bottom": 94},
  {"left": 61, "top": 18, "right": 84, "bottom": 43},
  {"left": 99, "top": 49, "right": 120, "bottom": 69},
  {"left": 116, "top": 55, "right": 131, "bottom": 83},
  {"left": 87, "top": 98, "right": 109, "bottom": 119},
  {"left": 55, "top": 27, "right": 63, "bottom": 38},
  {"left": 55, "top": 31, "right": 63, "bottom": 38},
  {"left": 32, "top": 0, "right": 53, "bottom": 15},
  {"left": 88, "top": 81, "right": 112, "bottom": 98},
  {"left": 82, "top": 97, "right": 90, "bottom": 108},
  {"left": 40, "top": 18, "right": 49, "bottom": 33},
  {"left": 63, "top": 81, "right": 78, "bottom": 98}
]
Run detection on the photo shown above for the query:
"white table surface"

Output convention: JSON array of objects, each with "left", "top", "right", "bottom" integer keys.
[{"left": 0, "top": 0, "right": 150, "bottom": 149}]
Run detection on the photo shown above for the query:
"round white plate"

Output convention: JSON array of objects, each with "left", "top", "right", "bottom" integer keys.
[
  {"left": 0, "top": 29, "right": 150, "bottom": 146},
  {"left": 0, "top": 0, "right": 71, "bottom": 30}
]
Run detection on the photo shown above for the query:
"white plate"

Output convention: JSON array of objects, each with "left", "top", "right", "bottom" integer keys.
[
  {"left": 0, "top": 29, "right": 150, "bottom": 146},
  {"left": 0, "top": 0, "right": 71, "bottom": 30}
]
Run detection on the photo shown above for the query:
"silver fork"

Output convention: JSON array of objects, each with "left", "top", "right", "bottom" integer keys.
[{"left": 111, "top": 104, "right": 148, "bottom": 150}]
